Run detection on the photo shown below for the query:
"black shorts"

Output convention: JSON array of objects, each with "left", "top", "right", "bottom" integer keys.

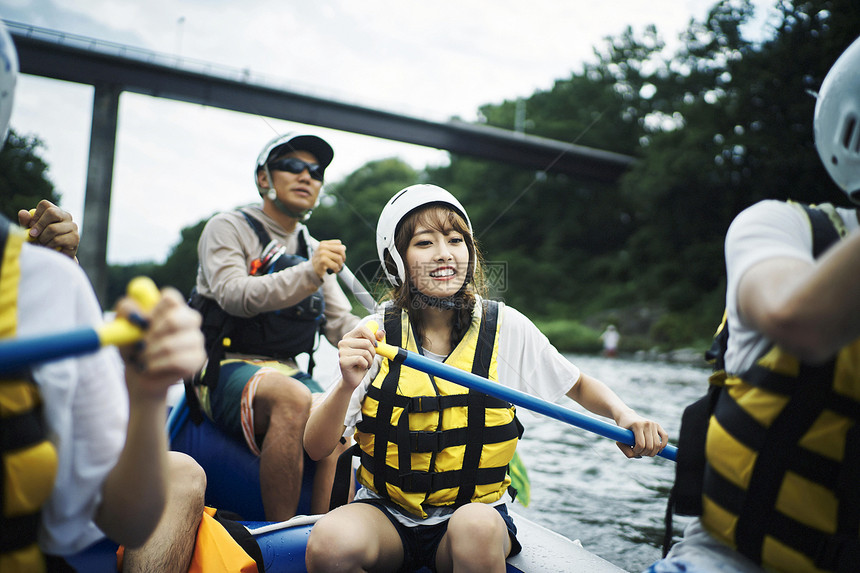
[{"left": 355, "top": 499, "right": 522, "bottom": 572}]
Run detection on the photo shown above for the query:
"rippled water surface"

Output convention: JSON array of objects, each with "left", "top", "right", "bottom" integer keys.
[
  {"left": 308, "top": 344, "right": 707, "bottom": 572},
  {"left": 511, "top": 354, "right": 706, "bottom": 572}
]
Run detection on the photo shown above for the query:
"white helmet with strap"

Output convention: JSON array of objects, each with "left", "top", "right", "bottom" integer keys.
[
  {"left": 376, "top": 184, "right": 473, "bottom": 287},
  {"left": 0, "top": 20, "right": 19, "bottom": 144},
  {"left": 814, "top": 35, "right": 860, "bottom": 204}
]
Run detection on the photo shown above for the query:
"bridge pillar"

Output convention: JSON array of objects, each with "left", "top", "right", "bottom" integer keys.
[{"left": 78, "top": 84, "right": 120, "bottom": 306}]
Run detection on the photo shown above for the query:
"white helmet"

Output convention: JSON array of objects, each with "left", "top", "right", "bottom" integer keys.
[
  {"left": 0, "top": 20, "right": 19, "bottom": 144},
  {"left": 814, "top": 35, "right": 860, "bottom": 204},
  {"left": 376, "top": 184, "right": 473, "bottom": 287}
]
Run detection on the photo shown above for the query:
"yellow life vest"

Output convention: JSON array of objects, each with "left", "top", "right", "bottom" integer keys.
[
  {"left": 0, "top": 216, "right": 60, "bottom": 573},
  {"left": 701, "top": 341, "right": 860, "bottom": 573},
  {"left": 700, "top": 203, "right": 860, "bottom": 573},
  {"left": 354, "top": 301, "right": 522, "bottom": 518}
]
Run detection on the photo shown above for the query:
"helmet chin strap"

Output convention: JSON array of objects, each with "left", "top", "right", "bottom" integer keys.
[{"left": 409, "top": 284, "right": 468, "bottom": 311}]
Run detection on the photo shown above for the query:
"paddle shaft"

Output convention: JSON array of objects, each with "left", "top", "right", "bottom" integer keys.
[
  {"left": 337, "top": 266, "right": 377, "bottom": 315},
  {"left": 0, "top": 329, "right": 101, "bottom": 375},
  {"left": 0, "top": 277, "right": 159, "bottom": 375},
  {"left": 371, "top": 327, "right": 677, "bottom": 462}
]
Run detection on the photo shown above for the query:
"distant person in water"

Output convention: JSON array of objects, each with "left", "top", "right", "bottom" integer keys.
[
  {"left": 303, "top": 184, "right": 668, "bottom": 573},
  {"left": 600, "top": 324, "right": 620, "bottom": 358}
]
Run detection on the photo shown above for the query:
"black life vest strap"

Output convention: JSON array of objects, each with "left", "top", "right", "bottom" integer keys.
[
  {"left": 356, "top": 414, "right": 520, "bottom": 453},
  {"left": 0, "top": 405, "right": 47, "bottom": 453},
  {"left": 456, "top": 300, "right": 500, "bottom": 506},
  {"left": 0, "top": 509, "right": 40, "bottom": 553},
  {"left": 241, "top": 210, "right": 309, "bottom": 259},
  {"left": 734, "top": 360, "right": 834, "bottom": 564},
  {"left": 371, "top": 308, "right": 402, "bottom": 503},
  {"left": 329, "top": 442, "right": 359, "bottom": 511},
  {"left": 362, "top": 385, "right": 512, "bottom": 413},
  {"left": 357, "top": 447, "right": 509, "bottom": 494},
  {"left": 813, "top": 422, "right": 860, "bottom": 572},
  {"left": 800, "top": 204, "right": 841, "bottom": 258}
]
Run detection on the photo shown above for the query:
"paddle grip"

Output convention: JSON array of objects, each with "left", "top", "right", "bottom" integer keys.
[{"left": 97, "top": 277, "right": 161, "bottom": 347}]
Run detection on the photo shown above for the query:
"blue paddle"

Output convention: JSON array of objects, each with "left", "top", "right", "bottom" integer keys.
[
  {"left": 367, "top": 321, "right": 677, "bottom": 462},
  {"left": 0, "top": 277, "right": 160, "bottom": 375}
]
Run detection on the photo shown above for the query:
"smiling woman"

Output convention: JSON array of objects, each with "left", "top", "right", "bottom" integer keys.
[
  {"left": 404, "top": 209, "right": 471, "bottom": 302},
  {"left": 302, "top": 184, "right": 668, "bottom": 572}
]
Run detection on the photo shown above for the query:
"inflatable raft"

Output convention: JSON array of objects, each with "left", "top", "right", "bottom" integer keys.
[{"left": 64, "top": 391, "right": 624, "bottom": 572}]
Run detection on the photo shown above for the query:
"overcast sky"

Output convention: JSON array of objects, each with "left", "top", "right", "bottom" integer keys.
[{"left": 4, "top": 0, "right": 778, "bottom": 264}]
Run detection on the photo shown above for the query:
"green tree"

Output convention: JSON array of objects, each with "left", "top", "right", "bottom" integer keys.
[
  {"left": 153, "top": 218, "right": 209, "bottom": 297},
  {"left": 0, "top": 129, "right": 59, "bottom": 220},
  {"left": 619, "top": 0, "right": 860, "bottom": 338},
  {"left": 310, "top": 157, "right": 421, "bottom": 299},
  {"left": 106, "top": 218, "right": 208, "bottom": 306}
]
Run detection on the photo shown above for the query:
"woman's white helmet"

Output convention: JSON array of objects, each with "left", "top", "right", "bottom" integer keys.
[
  {"left": 814, "top": 35, "right": 860, "bottom": 204},
  {"left": 376, "top": 184, "right": 473, "bottom": 287},
  {"left": 0, "top": 20, "right": 19, "bottom": 144}
]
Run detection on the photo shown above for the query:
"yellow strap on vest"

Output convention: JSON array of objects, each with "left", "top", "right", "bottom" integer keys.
[
  {"left": 0, "top": 221, "right": 23, "bottom": 339},
  {"left": 0, "top": 218, "right": 57, "bottom": 572}
]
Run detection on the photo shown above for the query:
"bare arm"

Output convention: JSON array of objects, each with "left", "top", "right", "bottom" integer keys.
[
  {"left": 737, "top": 229, "right": 860, "bottom": 363},
  {"left": 565, "top": 373, "right": 667, "bottom": 458},
  {"left": 304, "top": 322, "right": 379, "bottom": 460},
  {"left": 95, "top": 289, "right": 205, "bottom": 547}
]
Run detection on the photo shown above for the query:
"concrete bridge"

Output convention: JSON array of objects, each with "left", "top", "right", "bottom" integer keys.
[{"left": 8, "top": 20, "right": 635, "bottom": 303}]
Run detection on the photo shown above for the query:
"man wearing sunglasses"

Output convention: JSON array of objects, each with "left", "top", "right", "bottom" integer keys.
[{"left": 191, "top": 132, "right": 360, "bottom": 521}]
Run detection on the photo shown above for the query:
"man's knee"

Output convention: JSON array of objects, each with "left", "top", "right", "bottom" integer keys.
[
  {"left": 255, "top": 373, "right": 313, "bottom": 417},
  {"left": 167, "top": 451, "right": 206, "bottom": 500}
]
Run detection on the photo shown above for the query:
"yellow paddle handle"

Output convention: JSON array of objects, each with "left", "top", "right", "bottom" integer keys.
[
  {"left": 366, "top": 320, "right": 398, "bottom": 360},
  {"left": 98, "top": 277, "right": 161, "bottom": 347},
  {"left": 25, "top": 208, "right": 63, "bottom": 251},
  {"left": 26, "top": 209, "right": 37, "bottom": 243}
]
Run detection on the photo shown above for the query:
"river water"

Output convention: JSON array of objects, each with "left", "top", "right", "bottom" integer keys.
[
  {"left": 511, "top": 353, "right": 706, "bottom": 572},
  {"left": 306, "top": 344, "right": 708, "bottom": 573}
]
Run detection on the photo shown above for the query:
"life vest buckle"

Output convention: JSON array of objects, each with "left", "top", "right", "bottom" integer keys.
[
  {"left": 409, "top": 395, "right": 440, "bottom": 413},
  {"left": 399, "top": 470, "right": 434, "bottom": 493},
  {"left": 411, "top": 430, "right": 443, "bottom": 452}
]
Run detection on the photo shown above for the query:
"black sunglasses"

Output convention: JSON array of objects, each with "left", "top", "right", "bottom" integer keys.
[{"left": 268, "top": 157, "right": 325, "bottom": 181}]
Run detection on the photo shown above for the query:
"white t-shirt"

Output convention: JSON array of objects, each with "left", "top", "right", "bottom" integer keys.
[
  {"left": 17, "top": 244, "right": 128, "bottom": 555},
  {"left": 331, "top": 298, "right": 582, "bottom": 526},
  {"left": 723, "top": 200, "right": 859, "bottom": 373}
]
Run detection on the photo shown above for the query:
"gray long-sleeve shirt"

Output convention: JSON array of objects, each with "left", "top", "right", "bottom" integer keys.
[{"left": 195, "top": 205, "right": 360, "bottom": 359}]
